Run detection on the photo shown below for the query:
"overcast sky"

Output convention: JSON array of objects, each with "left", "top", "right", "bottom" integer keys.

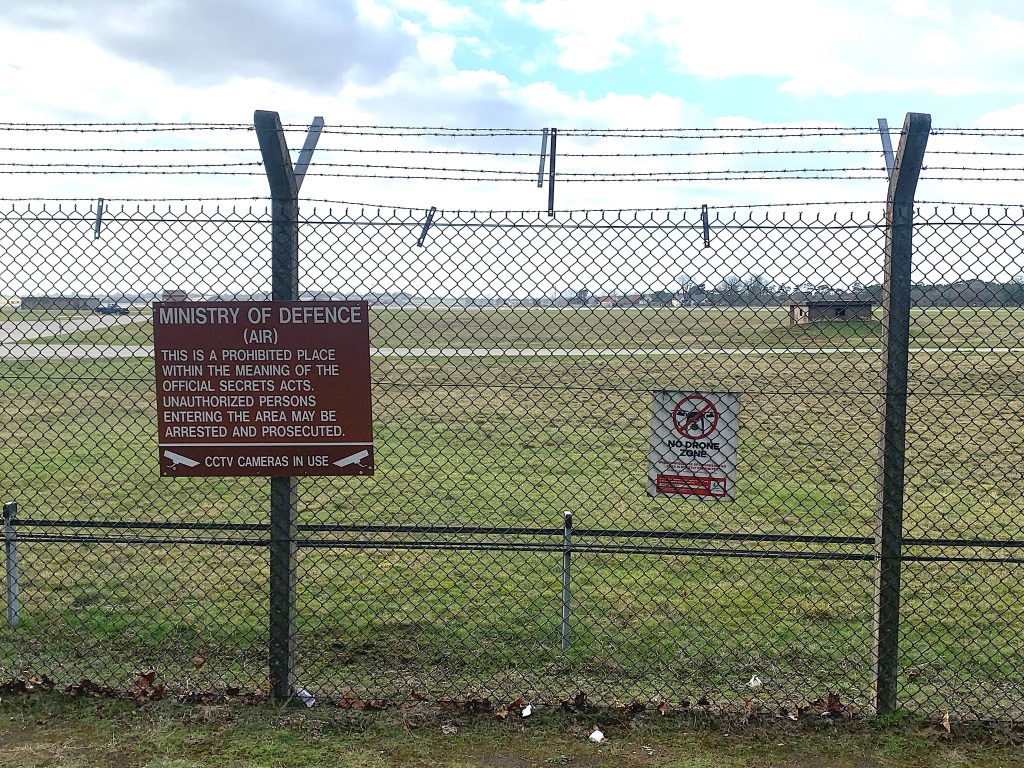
[{"left": 4, "top": 0, "right": 1024, "bottom": 211}]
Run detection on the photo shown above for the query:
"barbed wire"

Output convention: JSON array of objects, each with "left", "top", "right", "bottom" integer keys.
[
  {"left": 0, "top": 123, "right": 254, "bottom": 133},
  {"left": 0, "top": 146, "right": 260, "bottom": 153},
  {"left": 4, "top": 165, "right": 1023, "bottom": 183},
  {"left": 0, "top": 169, "right": 264, "bottom": 175},
  {"left": 0, "top": 146, "right": 886, "bottom": 157},
  {"left": 0, "top": 168, "right": 890, "bottom": 180},
  {"left": 306, "top": 164, "right": 892, "bottom": 177},
  {"left": 4, "top": 157, "right": 1023, "bottom": 175},
  {"left": 0, "top": 122, "right": 888, "bottom": 138},
  {"left": 932, "top": 129, "right": 1024, "bottom": 137},
  {"left": 4, "top": 122, "right": 1024, "bottom": 192},
  {"left": 0, "top": 196, "right": 267, "bottom": 203},
  {"left": 3, "top": 145, "right": 1024, "bottom": 159},
  {"left": 4, "top": 121, "right": 1024, "bottom": 138},
  {"left": 0, "top": 161, "right": 261, "bottom": 169}
]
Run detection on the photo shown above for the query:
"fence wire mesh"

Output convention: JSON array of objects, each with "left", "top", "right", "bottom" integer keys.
[{"left": 1, "top": 201, "right": 1023, "bottom": 719}]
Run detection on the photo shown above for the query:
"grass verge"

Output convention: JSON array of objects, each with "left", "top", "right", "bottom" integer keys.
[{"left": 2, "top": 692, "right": 1024, "bottom": 768}]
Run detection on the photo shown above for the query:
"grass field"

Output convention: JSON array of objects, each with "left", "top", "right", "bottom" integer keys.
[
  {"left": 9, "top": 694, "right": 1024, "bottom": 768},
  {"left": 1, "top": 306, "right": 1023, "bottom": 719},
  {"left": 5, "top": 693, "right": 1024, "bottom": 768}
]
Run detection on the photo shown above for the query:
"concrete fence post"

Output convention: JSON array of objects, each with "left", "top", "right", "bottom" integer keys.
[
  {"left": 561, "top": 510, "right": 572, "bottom": 652},
  {"left": 3, "top": 502, "right": 20, "bottom": 628},
  {"left": 873, "top": 112, "right": 931, "bottom": 715},
  {"left": 254, "top": 110, "right": 321, "bottom": 701}
]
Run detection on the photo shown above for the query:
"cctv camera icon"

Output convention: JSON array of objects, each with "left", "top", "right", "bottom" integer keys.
[{"left": 164, "top": 450, "right": 199, "bottom": 468}]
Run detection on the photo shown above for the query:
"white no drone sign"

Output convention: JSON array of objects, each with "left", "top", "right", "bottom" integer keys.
[{"left": 647, "top": 391, "right": 740, "bottom": 500}]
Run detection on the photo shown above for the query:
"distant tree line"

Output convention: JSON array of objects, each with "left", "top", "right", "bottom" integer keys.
[
  {"left": 671, "top": 274, "right": 1024, "bottom": 308},
  {"left": 855, "top": 277, "right": 1024, "bottom": 307},
  {"left": 71, "top": 275, "right": 1024, "bottom": 309}
]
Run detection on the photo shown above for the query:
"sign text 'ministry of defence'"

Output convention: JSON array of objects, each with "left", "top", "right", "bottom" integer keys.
[{"left": 154, "top": 301, "right": 374, "bottom": 477}]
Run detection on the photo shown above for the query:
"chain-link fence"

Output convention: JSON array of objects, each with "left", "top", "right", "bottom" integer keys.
[{"left": 2, "top": 195, "right": 1024, "bottom": 720}]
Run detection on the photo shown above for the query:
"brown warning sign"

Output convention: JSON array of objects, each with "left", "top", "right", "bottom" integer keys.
[{"left": 154, "top": 301, "right": 373, "bottom": 477}]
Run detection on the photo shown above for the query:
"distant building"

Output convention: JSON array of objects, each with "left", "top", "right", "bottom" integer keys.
[
  {"left": 598, "top": 294, "right": 645, "bottom": 308},
  {"left": 20, "top": 296, "right": 100, "bottom": 311},
  {"left": 786, "top": 297, "right": 874, "bottom": 325},
  {"left": 161, "top": 290, "right": 189, "bottom": 302},
  {"left": 645, "top": 290, "right": 678, "bottom": 308}
]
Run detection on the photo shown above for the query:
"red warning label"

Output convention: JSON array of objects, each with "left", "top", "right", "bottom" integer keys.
[{"left": 654, "top": 474, "right": 727, "bottom": 498}]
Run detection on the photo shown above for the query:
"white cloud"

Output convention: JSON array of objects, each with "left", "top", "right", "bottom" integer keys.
[
  {"left": 0, "top": 0, "right": 417, "bottom": 92},
  {"left": 506, "top": 0, "right": 1024, "bottom": 98},
  {"left": 505, "top": 0, "right": 644, "bottom": 71},
  {"left": 0, "top": 0, "right": 1018, "bottom": 215},
  {"left": 381, "top": 0, "right": 480, "bottom": 27}
]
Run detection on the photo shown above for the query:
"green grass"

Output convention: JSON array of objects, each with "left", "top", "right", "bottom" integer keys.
[
  {"left": 3, "top": 693, "right": 1024, "bottom": 768},
  {"left": 2, "top": 307, "right": 1024, "bottom": 718}
]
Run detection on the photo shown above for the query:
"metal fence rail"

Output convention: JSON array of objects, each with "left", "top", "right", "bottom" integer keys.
[{"left": 3, "top": 153, "right": 1024, "bottom": 717}]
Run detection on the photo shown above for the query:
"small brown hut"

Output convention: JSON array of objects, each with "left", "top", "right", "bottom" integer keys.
[{"left": 786, "top": 295, "right": 874, "bottom": 326}]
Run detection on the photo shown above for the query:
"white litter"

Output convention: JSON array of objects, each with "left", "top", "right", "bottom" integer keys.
[
  {"left": 296, "top": 688, "right": 316, "bottom": 707},
  {"left": 521, "top": 703, "right": 533, "bottom": 717},
  {"left": 589, "top": 728, "right": 606, "bottom": 744},
  {"left": 746, "top": 675, "right": 763, "bottom": 690}
]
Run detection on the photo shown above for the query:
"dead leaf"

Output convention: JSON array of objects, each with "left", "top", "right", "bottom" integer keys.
[
  {"left": 337, "top": 691, "right": 364, "bottom": 710},
  {"left": 463, "top": 696, "right": 492, "bottom": 714},
  {"left": 441, "top": 723, "right": 457, "bottom": 735},
  {"left": 131, "top": 670, "right": 164, "bottom": 704},
  {"left": 942, "top": 709, "right": 952, "bottom": 735},
  {"left": 827, "top": 693, "right": 844, "bottom": 717},
  {"left": 193, "top": 654, "right": 206, "bottom": 671}
]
